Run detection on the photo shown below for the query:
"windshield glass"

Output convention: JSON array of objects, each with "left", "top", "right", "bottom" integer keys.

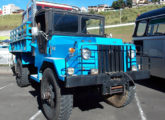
[
  {"left": 147, "top": 17, "right": 165, "bottom": 36},
  {"left": 136, "top": 20, "right": 147, "bottom": 36},
  {"left": 54, "top": 14, "right": 78, "bottom": 33},
  {"left": 53, "top": 13, "right": 104, "bottom": 36},
  {"left": 81, "top": 17, "right": 103, "bottom": 36}
]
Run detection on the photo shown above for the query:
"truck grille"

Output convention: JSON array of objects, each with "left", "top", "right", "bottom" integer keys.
[{"left": 98, "top": 45, "right": 125, "bottom": 73}]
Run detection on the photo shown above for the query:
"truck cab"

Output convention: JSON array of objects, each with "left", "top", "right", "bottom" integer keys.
[{"left": 9, "top": 1, "right": 149, "bottom": 120}]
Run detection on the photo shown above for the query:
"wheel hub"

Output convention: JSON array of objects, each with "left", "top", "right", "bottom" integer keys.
[
  {"left": 42, "top": 84, "right": 56, "bottom": 108},
  {"left": 42, "top": 91, "right": 51, "bottom": 100}
]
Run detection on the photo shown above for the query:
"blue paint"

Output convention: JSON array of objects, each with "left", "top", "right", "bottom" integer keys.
[{"left": 9, "top": 21, "right": 137, "bottom": 83}]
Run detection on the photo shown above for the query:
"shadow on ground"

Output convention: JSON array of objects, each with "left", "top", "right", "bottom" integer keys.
[
  {"left": 135, "top": 76, "right": 165, "bottom": 93},
  {"left": 29, "top": 81, "right": 42, "bottom": 110},
  {"left": 29, "top": 84, "right": 104, "bottom": 112},
  {"left": 73, "top": 87, "right": 104, "bottom": 111}
]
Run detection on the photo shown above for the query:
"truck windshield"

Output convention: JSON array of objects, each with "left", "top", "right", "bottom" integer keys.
[
  {"left": 54, "top": 14, "right": 78, "bottom": 33},
  {"left": 81, "top": 17, "right": 103, "bottom": 35},
  {"left": 53, "top": 13, "right": 104, "bottom": 36}
]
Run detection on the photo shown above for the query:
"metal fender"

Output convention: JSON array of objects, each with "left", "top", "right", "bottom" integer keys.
[{"left": 43, "top": 57, "right": 66, "bottom": 81}]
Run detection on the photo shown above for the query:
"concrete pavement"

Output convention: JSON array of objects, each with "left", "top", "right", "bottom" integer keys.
[{"left": 0, "top": 67, "right": 165, "bottom": 120}]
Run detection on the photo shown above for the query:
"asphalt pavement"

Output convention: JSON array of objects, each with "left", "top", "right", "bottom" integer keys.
[{"left": 0, "top": 67, "right": 165, "bottom": 120}]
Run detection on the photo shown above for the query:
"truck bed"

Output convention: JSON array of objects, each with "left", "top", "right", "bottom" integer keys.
[{"left": 9, "top": 21, "right": 32, "bottom": 53}]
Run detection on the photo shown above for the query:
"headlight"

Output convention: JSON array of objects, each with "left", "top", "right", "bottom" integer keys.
[
  {"left": 67, "top": 68, "right": 74, "bottom": 75},
  {"left": 91, "top": 69, "right": 98, "bottom": 75},
  {"left": 132, "top": 65, "right": 138, "bottom": 71},
  {"left": 82, "top": 48, "right": 91, "bottom": 60},
  {"left": 129, "top": 50, "right": 136, "bottom": 59}
]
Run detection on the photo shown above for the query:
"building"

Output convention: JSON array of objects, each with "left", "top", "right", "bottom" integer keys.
[
  {"left": 81, "top": 7, "right": 87, "bottom": 12},
  {"left": 2, "top": 4, "right": 20, "bottom": 15},
  {"left": 160, "top": 0, "right": 165, "bottom": 4},
  {"left": 138, "top": 0, "right": 148, "bottom": 4},
  {"left": 88, "top": 6, "right": 98, "bottom": 12},
  {"left": 12, "top": 9, "right": 24, "bottom": 15},
  {"left": 88, "top": 4, "right": 112, "bottom": 12},
  {"left": 132, "top": 0, "right": 139, "bottom": 5},
  {"left": 132, "top": 0, "right": 149, "bottom": 5}
]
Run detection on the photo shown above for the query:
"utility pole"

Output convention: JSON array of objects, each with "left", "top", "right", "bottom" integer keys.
[{"left": 120, "top": 9, "right": 122, "bottom": 24}]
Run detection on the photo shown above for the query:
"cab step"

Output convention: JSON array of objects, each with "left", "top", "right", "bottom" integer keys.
[{"left": 30, "top": 74, "right": 40, "bottom": 83}]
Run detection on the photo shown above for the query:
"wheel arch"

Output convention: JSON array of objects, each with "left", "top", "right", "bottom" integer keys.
[
  {"left": 40, "top": 61, "right": 57, "bottom": 76},
  {"left": 40, "top": 61, "right": 66, "bottom": 89},
  {"left": 40, "top": 60, "right": 65, "bottom": 82}
]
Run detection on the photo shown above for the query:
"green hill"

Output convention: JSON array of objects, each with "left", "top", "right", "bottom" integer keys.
[
  {"left": 0, "top": 14, "right": 22, "bottom": 31},
  {"left": 105, "top": 25, "right": 134, "bottom": 42},
  {"left": 98, "top": 4, "right": 165, "bottom": 25}
]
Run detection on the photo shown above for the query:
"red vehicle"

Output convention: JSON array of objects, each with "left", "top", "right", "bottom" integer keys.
[
  {"left": 36, "top": 1, "right": 73, "bottom": 11},
  {"left": 22, "top": 1, "right": 80, "bottom": 23},
  {"left": 0, "top": 10, "right": 2, "bottom": 15}
]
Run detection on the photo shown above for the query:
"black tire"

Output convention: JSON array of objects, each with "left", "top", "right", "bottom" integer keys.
[
  {"left": 11, "top": 65, "right": 16, "bottom": 76},
  {"left": 16, "top": 59, "right": 30, "bottom": 87},
  {"left": 41, "top": 68, "right": 73, "bottom": 120},
  {"left": 104, "top": 86, "right": 135, "bottom": 108}
]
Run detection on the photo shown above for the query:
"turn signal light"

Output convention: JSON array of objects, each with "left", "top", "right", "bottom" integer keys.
[{"left": 69, "top": 48, "right": 75, "bottom": 54}]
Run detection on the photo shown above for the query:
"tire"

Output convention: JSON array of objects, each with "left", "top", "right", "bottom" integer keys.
[
  {"left": 41, "top": 68, "right": 73, "bottom": 120},
  {"left": 11, "top": 55, "right": 16, "bottom": 76},
  {"left": 104, "top": 86, "right": 135, "bottom": 108},
  {"left": 16, "top": 59, "right": 30, "bottom": 87},
  {"left": 11, "top": 64, "right": 16, "bottom": 76}
]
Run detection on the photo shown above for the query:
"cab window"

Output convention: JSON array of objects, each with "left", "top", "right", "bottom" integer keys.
[
  {"left": 81, "top": 17, "right": 103, "bottom": 35},
  {"left": 136, "top": 20, "right": 147, "bottom": 36},
  {"left": 147, "top": 17, "right": 165, "bottom": 36}
]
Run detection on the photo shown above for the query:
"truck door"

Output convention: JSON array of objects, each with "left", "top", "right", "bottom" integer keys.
[{"left": 36, "top": 12, "right": 47, "bottom": 54}]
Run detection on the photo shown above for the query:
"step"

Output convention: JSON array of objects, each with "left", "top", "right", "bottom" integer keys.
[{"left": 30, "top": 74, "right": 40, "bottom": 83}]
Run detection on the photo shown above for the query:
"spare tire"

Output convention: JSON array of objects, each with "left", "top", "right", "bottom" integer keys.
[{"left": 104, "top": 86, "right": 135, "bottom": 108}]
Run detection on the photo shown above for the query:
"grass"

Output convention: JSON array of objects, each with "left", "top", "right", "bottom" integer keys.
[
  {"left": 98, "top": 4, "right": 165, "bottom": 25},
  {"left": 105, "top": 25, "right": 135, "bottom": 42},
  {"left": 0, "top": 14, "right": 22, "bottom": 30},
  {"left": 0, "top": 36, "right": 10, "bottom": 40}
]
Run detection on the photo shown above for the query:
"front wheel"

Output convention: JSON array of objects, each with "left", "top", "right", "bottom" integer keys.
[
  {"left": 41, "top": 68, "right": 73, "bottom": 120},
  {"left": 104, "top": 86, "right": 135, "bottom": 108}
]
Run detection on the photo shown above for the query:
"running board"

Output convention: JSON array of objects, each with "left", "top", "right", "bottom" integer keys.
[{"left": 30, "top": 74, "right": 41, "bottom": 83}]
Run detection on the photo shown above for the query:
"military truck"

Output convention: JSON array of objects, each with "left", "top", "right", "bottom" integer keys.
[{"left": 9, "top": 0, "right": 149, "bottom": 120}]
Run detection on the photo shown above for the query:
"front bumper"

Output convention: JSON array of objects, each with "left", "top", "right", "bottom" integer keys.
[{"left": 65, "top": 70, "right": 150, "bottom": 88}]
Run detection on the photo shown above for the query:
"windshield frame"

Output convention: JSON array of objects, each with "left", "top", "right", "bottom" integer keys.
[{"left": 51, "top": 10, "right": 105, "bottom": 37}]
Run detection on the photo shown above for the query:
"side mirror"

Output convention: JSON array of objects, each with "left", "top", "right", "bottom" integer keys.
[
  {"left": 32, "top": 27, "right": 39, "bottom": 36},
  {"left": 109, "top": 33, "right": 112, "bottom": 38}
]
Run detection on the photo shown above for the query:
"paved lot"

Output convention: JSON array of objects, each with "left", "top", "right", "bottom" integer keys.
[{"left": 0, "top": 67, "right": 165, "bottom": 120}]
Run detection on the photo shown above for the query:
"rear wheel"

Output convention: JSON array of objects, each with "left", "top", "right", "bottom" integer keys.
[
  {"left": 16, "top": 59, "right": 30, "bottom": 87},
  {"left": 104, "top": 86, "right": 135, "bottom": 108},
  {"left": 41, "top": 68, "right": 73, "bottom": 120}
]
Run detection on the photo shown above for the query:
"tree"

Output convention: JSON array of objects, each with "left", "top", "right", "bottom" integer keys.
[
  {"left": 151, "top": 0, "right": 160, "bottom": 3},
  {"left": 118, "top": 0, "right": 125, "bottom": 8},
  {"left": 112, "top": 1, "right": 120, "bottom": 9},
  {"left": 112, "top": 0, "right": 125, "bottom": 9},
  {"left": 126, "top": 0, "right": 132, "bottom": 8}
]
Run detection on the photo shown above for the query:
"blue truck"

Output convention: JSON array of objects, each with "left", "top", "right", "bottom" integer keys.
[{"left": 9, "top": 1, "right": 149, "bottom": 120}]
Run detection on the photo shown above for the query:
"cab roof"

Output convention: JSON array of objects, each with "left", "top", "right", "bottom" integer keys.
[{"left": 136, "top": 7, "right": 165, "bottom": 21}]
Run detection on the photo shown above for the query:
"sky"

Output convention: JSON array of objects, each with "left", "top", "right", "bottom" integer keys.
[{"left": 0, "top": 0, "right": 116, "bottom": 10}]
